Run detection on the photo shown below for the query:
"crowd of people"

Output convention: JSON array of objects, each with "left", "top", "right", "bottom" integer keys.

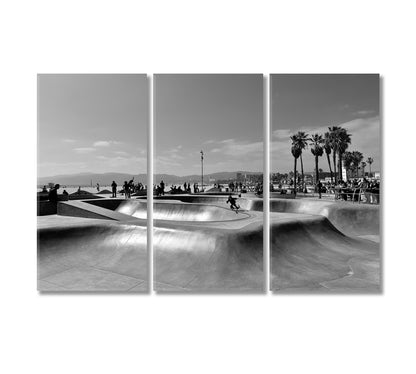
[
  {"left": 117, "top": 179, "right": 145, "bottom": 199},
  {"left": 332, "top": 178, "right": 380, "bottom": 203},
  {"left": 211, "top": 181, "right": 263, "bottom": 195},
  {"left": 39, "top": 179, "right": 146, "bottom": 202},
  {"left": 154, "top": 181, "right": 200, "bottom": 196},
  {"left": 153, "top": 180, "right": 264, "bottom": 196},
  {"left": 41, "top": 178, "right": 265, "bottom": 203},
  {"left": 82, "top": 179, "right": 146, "bottom": 199},
  {"left": 271, "top": 177, "right": 380, "bottom": 203},
  {"left": 226, "top": 181, "right": 243, "bottom": 192}
]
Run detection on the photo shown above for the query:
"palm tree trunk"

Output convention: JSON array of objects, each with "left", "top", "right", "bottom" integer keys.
[
  {"left": 338, "top": 151, "right": 343, "bottom": 181},
  {"left": 332, "top": 151, "right": 337, "bottom": 184},
  {"left": 369, "top": 164, "right": 372, "bottom": 177},
  {"left": 315, "top": 155, "right": 319, "bottom": 186},
  {"left": 300, "top": 153, "right": 304, "bottom": 192},
  {"left": 326, "top": 153, "right": 333, "bottom": 184},
  {"left": 293, "top": 157, "right": 297, "bottom": 198}
]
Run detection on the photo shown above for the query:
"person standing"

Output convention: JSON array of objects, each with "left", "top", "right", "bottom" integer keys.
[
  {"left": 123, "top": 181, "right": 129, "bottom": 199},
  {"left": 128, "top": 179, "right": 134, "bottom": 196},
  {"left": 160, "top": 180, "right": 165, "bottom": 196},
  {"left": 111, "top": 181, "right": 117, "bottom": 198},
  {"left": 317, "top": 181, "right": 322, "bottom": 199},
  {"left": 48, "top": 184, "right": 60, "bottom": 213},
  {"left": 48, "top": 183, "right": 60, "bottom": 202}
]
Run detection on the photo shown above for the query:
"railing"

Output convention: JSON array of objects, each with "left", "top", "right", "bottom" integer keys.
[
  {"left": 334, "top": 187, "right": 380, "bottom": 204},
  {"left": 271, "top": 186, "right": 380, "bottom": 204}
]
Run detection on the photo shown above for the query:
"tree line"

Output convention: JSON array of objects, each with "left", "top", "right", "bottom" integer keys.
[{"left": 290, "top": 126, "right": 374, "bottom": 196}]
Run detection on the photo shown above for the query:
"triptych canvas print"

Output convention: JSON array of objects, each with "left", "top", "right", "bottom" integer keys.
[{"left": 37, "top": 73, "right": 380, "bottom": 293}]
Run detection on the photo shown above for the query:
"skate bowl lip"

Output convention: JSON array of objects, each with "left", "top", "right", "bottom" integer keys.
[
  {"left": 85, "top": 198, "right": 252, "bottom": 222},
  {"left": 153, "top": 194, "right": 264, "bottom": 213},
  {"left": 147, "top": 200, "right": 252, "bottom": 222},
  {"left": 269, "top": 197, "right": 380, "bottom": 236},
  {"left": 153, "top": 194, "right": 262, "bottom": 201}
]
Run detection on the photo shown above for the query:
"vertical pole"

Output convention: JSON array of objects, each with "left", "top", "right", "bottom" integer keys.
[
  {"left": 265, "top": 74, "right": 270, "bottom": 293},
  {"left": 200, "top": 150, "right": 204, "bottom": 192},
  {"left": 148, "top": 74, "right": 153, "bottom": 293}
]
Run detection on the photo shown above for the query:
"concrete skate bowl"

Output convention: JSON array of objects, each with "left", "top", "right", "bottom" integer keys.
[
  {"left": 153, "top": 222, "right": 264, "bottom": 292},
  {"left": 37, "top": 219, "right": 148, "bottom": 292},
  {"left": 87, "top": 199, "right": 251, "bottom": 222},
  {"left": 270, "top": 198, "right": 379, "bottom": 237},
  {"left": 154, "top": 195, "right": 263, "bottom": 212},
  {"left": 270, "top": 215, "right": 380, "bottom": 292}
]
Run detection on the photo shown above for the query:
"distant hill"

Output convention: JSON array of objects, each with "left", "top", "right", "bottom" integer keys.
[
  {"left": 37, "top": 171, "right": 262, "bottom": 187},
  {"left": 37, "top": 172, "right": 147, "bottom": 187}
]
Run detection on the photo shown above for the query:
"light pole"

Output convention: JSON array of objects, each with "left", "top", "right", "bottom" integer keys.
[{"left": 200, "top": 150, "right": 204, "bottom": 192}]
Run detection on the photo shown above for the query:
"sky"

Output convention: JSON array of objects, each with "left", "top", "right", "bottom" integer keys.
[
  {"left": 38, "top": 74, "right": 148, "bottom": 177},
  {"left": 154, "top": 74, "right": 263, "bottom": 176},
  {"left": 271, "top": 74, "right": 380, "bottom": 174},
  {"left": 38, "top": 74, "right": 379, "bottom": 178}
]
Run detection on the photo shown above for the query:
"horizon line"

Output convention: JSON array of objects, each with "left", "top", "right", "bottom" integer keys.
[{"left": 38, "top": 169, "right": 264, "bottom": 179}]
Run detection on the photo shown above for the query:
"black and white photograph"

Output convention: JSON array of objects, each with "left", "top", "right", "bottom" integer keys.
[
  {"left": 270, "top": 74, "right": 381, "bottom": 292},
  {"left": 153, "top": 74, "right": 264, "bottom": 292},
  {"left": 4, "top": 2, "right": 416, "bottom": 374},
  {"left": 37, "top": 74, "right": 149, "bottom": 292}
]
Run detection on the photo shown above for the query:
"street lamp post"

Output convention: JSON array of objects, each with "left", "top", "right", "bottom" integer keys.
[{"left": 200, "top": 150, "right": 204, "bottom": 193}]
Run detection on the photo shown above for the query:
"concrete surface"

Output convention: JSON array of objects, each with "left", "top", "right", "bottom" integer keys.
[
  {"left": 152, "top": 195, "right": 380, "bottom": 293},
  {"left": 37, "top": 195, "right": 380, "bottom": 293},
  {"left": 125, "top": 200, "right": 251, "bottom": 222},
  {"left": 269, "top": 198, "right": 380, "bottom": 293},
  {"left": 37, "top": 209, "right": 148, "bottom": 292},
  {"left": 269, "top": 197, "right": 379, "bottom": 236},
  {"left": 153, "top": 216, "right": 264, "bottom": 292},
  {"left": 110, "top": 198, "right": 264, "bottom": 291}
]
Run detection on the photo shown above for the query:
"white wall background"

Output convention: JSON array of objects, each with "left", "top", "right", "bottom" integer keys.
[{"left": 1, "top": 1, "right": 415, "bottom": 373}]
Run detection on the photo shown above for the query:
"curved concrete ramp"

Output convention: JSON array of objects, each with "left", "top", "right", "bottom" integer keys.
[
  {"left": 154, "top": 223, "right": 264, "bottom": 292},
  {"left": 270, "top": 198, "right": 379, "bottom": 236},
  {"left": 154, "top": 195, "right": 263, "bottom": 211},
  {"left": 270, "top": 214, "right": 380, "bottom": 292},
  {"left": 37, "top": 217, "right": 148, "bottom": 292},
  {"left": 116, "top": 200, "right": 250, "bottom": 222}
]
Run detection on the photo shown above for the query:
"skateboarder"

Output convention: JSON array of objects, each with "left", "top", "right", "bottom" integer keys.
[{"left": 226, "top": 194, "right": 240, "bottom": 213}]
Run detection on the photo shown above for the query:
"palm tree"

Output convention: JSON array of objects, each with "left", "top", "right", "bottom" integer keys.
[
  {"left": 351, "top": 151, "right": 364, "bottom": 177},
  {"left": 294, "top": 131, "right": 309, "bottom": 192},
  {"left": 328, "top": 126, "right": 341, "bottom": 184},
  {"left": 309, "top": 133, "right": 324, "bottom": 186},
  {"left": 328, "top": 126, "right": 352, "bottom": 182},
  {"left": 361, "top": 161, "right": 367, "bottom": 178},
  {"left": 343, "top": 151, "right": 354, "bottom": 178},
  {"left": 367, "top": 157, "right": 374, "bottom": 177},
  {"left": 323, "top": 132, "right": 333, "bottom": 184},
  {"left": 337, "top": 128, "right": 352, "bottom": 181},
  {"left": 290, "top": 135, "right": 302, "bottom": 197}
]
